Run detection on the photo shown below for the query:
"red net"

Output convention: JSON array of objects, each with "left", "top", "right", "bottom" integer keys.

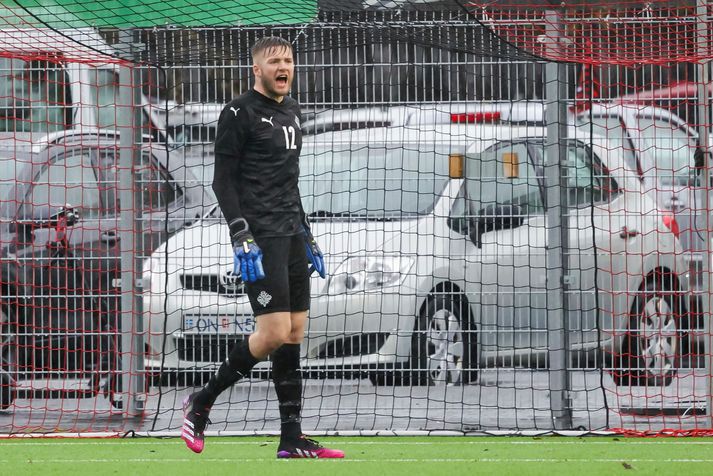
[
  {"left": 1, "top": 1, "right": 713, "bottom": 438},
  {"left": 471, "top": 1, "right": 713, "bottom": 65}
]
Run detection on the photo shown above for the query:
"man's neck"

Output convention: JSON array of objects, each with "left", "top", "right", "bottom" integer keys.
[{"left": 253, "top": 85, "right": 284, "bottom": 103}]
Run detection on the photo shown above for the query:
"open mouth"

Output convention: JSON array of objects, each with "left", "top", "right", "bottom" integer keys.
[{"left": 276, "top": 74, "right": 289, "bottom": 87}]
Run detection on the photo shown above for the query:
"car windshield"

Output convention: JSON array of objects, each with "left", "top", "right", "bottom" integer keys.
[
  {"left": 299, "top": 142, "right": 450, "bottom": 219},
  {"left": 575, "top": 115, "right": 639, "bottom": 173}
]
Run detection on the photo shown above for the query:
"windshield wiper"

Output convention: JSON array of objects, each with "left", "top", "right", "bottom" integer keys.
[
  {"left": 308, "top": 210, "right": 410, "bottom": 221},
  {"left": 345, "top": 213, "right": 404, "bottom": 222},
  {"left": 308, "top": 210, "right": 352, "bottom": 218}
]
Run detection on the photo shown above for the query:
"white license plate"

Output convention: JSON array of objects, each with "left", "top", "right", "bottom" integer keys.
[{"left": 183, "top": 314, "right": 256, "bottom": 335}]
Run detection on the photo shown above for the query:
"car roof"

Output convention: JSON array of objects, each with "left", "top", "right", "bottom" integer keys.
[
  {"left": 0, "top": 134, "right": 186, "bottom": 178},
  {"left": 0, "top": 129, "right": 165, "bottom": 154},
  {"left": 304, "top": 123, "right": 547, "bottom": 149},
  {"left": 586, "top": 102, "right": 684, "bottom": 118},
  {"left": 302, "top": 102, "right": 546, "bottom": 133}
]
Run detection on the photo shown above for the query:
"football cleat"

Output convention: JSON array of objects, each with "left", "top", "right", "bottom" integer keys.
[
  {"left": 181, "top": 392, "right": 212, "bottom": 454},
  {"left": 276, "top": 435, "right": 345, "bottom": 459}
]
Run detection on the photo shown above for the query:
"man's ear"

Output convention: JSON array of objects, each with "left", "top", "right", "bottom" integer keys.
[{"left": 252, "top": 63, "right": 260, "bottom": 77}]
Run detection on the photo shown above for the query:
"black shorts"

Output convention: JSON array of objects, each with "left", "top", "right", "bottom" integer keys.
[{"left": 244, "top": 234, "right": 311, "bottom": 316}]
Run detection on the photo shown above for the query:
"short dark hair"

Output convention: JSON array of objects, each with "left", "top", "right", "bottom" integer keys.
[{"left": 251, "top": 36, "right": 292, "bottom": 59}]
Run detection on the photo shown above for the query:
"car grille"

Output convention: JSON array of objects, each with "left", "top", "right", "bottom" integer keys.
[
  {"left": 176, "top": 334, "right": 246, "bottom": 363},
  {"left": 316, "top": 333, "right": 390, "bottom": 359},
  {"left": 180, "top": 274, "right": 246, "bottom": 296}
]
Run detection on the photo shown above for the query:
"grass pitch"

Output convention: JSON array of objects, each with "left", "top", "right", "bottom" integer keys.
[{"left": 2, "top": 436, "right": 713, "bottom": 475}]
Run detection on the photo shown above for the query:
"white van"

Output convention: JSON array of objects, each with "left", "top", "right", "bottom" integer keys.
[{"left": 0, "top": 27, "right": 170, "bottom": 150}]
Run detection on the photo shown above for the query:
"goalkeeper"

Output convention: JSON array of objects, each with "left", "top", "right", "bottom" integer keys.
[{"left": 180, "top": 36, "right": 344, "bottom": 459}]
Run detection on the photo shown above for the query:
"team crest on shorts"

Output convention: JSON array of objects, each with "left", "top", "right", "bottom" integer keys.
[{"left": 257, "top": 290, "right": 273, "bottom": 307}]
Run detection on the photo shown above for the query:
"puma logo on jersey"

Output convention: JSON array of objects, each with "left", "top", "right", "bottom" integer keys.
[
  {"left": 229, "top": 107, "right": 240, "bottom": 116},
  {"left": 261, "top": 116, "right": 274, "bottom": 127}
]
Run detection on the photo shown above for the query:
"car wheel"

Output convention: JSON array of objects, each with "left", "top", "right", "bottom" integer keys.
[
  {"left": 418, "top": 294, "right": 477, "bottom": 386},
  {"left": 613, "top": 276, "right": 680, "bottom": 387},
  {"left": 368, "top": 293, "right": 477, "bottom": 387},
  {"left": 0, "top": 305, "right": 17, "bottom": 409}
]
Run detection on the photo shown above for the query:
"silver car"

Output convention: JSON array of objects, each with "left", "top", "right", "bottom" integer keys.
[{"left": 142, "top": 122, "right": 689, "bottom": 387}]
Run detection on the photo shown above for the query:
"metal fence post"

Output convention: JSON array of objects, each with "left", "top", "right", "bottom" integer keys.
[
  {"left": 118, "top": 29, "right": 146, "bottom": 416},
  {"left": 696, "top": 0, "right": 712, "bottom": 427},
  {"left": 544, "top": 9, "right": 573, "bottom": 430}
]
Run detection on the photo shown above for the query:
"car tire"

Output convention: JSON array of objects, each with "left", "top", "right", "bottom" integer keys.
[
  {"left": 371, "top": 293, "right": 477, "bottom": 387},
  {"left": 613, "top": 275, "right": 681, "bottom": 387}
]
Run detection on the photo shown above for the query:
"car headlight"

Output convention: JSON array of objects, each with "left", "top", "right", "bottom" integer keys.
[{"left": 328, "top": 256, "right": 414, "bottom": 294}]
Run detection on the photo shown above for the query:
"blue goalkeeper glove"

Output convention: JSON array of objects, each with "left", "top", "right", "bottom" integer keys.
[
  {"left": 303, "top": 224, "right": 326, "bottom": 279},
  {"left": 232, "top": 234, "right": 265, "bottom": 283}
]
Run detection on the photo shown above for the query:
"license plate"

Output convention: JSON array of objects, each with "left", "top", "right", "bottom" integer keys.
[{"left": 183, "top": 314, "right": 256, "bottom": 335}]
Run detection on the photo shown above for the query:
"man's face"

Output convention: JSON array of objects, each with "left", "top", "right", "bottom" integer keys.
[{"left": 253, "top": 45, "right": 294, "bottom": 100}]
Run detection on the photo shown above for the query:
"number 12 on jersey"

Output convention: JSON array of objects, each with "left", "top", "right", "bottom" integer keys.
[{"left": 282, "top": 126, "right": 297, "bottom": 150}]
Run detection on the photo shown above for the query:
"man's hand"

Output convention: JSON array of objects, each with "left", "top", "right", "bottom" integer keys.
[
  {"left": 303, "top": 226, "right": 326, "bottom": 279},
  {"left": 233, "top": 237, "right": 265, "bottom": 283}
]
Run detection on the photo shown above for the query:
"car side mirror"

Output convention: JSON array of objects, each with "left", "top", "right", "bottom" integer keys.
[
  {"left": 469, "top": 203, "right": 525, "bottom": 247},
  {"left": 37, "top": 205, "right": 80, "bottom": 228},
  {"left": 15, "top": 204, "right": 80, "bottom": 231}
]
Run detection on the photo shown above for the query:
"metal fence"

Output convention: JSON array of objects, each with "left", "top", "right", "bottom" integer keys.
[{"left": 1, "top": 4, "right": 713, "bottom": 436}]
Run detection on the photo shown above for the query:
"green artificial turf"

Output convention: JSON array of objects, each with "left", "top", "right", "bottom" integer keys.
[{"left": 2, "top": 436, "right": 713, "bottom": 475}]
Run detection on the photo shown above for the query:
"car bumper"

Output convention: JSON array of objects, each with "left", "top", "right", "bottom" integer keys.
[{"left": 143, "top": 289, "right": 419, "bottom": 375}]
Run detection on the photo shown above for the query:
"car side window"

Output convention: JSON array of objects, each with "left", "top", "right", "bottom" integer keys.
[
  {"left": 576, "top": 115, "right": 640, "bottom": 176},
  {"left": 136, "top": 151, "right": 181, "bottom": 210},
  {"left": 467, "top": 142, "right": 544, "bottom": 215},
  {"left": 97, "top": 149, "right": 182, "bottom": 214},
  {"left": 540, "top": 141, "right": 620, "bottom": 207},
  {"left": 636, "top": 115, "right": 697, "bottom": 186},
  {"left": 449, "top": 142, "right": 542, "bottom": 236},
  {"left": 19, "top": 150, "right": 101, "bottom": 219}
]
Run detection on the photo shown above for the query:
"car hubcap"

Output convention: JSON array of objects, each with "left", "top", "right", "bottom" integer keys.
[
  {"left": 638, "top": 296, "right": 677, "bottom": 378},
  {"left": 426, "top": 308, "right": 464, "bottom": 385}
]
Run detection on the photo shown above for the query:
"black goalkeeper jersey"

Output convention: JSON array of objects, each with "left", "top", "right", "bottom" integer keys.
[{"left": 213, "top": 89, "right": 304, "bottom": 239}]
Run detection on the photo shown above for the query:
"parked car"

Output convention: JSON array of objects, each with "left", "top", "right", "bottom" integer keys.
[
  {"left": 305, "top": 102, "right": 704, "bottom": 298},
  {"left": 573, "top": 103, "right": 708, "bottom": 316},
  {"left": 0, "top": 131, "right": 211, "bottom": 407},
  {"left": 141, "top": 121, "right": 688, "bottom": 387}
]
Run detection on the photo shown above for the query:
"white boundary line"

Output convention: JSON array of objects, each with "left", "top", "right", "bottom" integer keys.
[
  {"left": 0, "top": 458, "right": 713, "bottom": 464},
  {"left": 0, "top": 430, "right": 618, "bottom": 438},
  {"left": 4, "top": 440, "right": 713, "bottom": 446}
]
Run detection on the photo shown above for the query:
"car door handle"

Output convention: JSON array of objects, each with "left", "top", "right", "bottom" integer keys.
[
  {"left": 101, "top": 231, "right": 120, "bottom": 244},
  {"left": 619, "top": 226, "right": 639, "bottom": 239}
]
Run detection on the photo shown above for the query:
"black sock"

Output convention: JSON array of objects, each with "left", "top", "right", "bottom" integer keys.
[
  {"left": 194, "top": 338, "right": 260, "bottom": 408},
  {"left": 271, "top": 343, "right": 303, "bottom": 441}
]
